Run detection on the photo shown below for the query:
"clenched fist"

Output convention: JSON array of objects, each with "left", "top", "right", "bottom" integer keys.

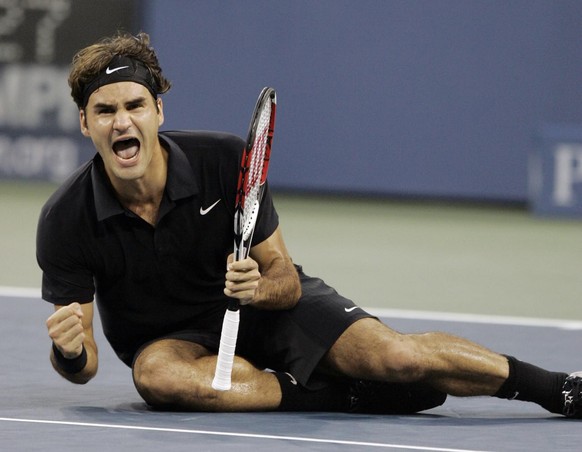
[{"left": 46, "top": 302, "right": 85, "bottom": 359}]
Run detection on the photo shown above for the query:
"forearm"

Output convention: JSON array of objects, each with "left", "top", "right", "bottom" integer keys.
[
  {"left": 225, "top": 226, "right": 302, "bottom": 310},
  {"left": 50, "top": 340, "right": 98, "bottom": 384},
  {"left": 252, "top": 256, "right": 301, "bottom": 310}
]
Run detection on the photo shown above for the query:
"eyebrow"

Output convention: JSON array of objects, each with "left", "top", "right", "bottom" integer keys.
[{"left": 91, "top": 96, "right": 149, "bottom": 111}]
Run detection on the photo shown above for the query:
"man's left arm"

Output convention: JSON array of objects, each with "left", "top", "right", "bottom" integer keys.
[{"left": 224, "top": 226, "right": 301, "bottom": 309}]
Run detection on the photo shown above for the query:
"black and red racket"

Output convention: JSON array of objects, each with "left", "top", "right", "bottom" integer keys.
[{"left": 212, "top": 87, "right": 277, "bottom": 391}]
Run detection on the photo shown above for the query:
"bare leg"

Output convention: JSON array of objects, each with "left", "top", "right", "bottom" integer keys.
[
  {"left": 132, "top": 339, "right": 281, "bottom": 411},
  {"left": 320, "top": 318, "right": 508, "bottom": 397}
]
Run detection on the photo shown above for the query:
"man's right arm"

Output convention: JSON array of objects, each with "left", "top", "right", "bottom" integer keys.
[{"left": 46, "top": 302, "right": 98, "bottom": 384}]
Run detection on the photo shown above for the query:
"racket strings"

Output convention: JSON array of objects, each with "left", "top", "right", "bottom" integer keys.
[{"left": 241, "top": 101, "right": 272, "bottom": 226}]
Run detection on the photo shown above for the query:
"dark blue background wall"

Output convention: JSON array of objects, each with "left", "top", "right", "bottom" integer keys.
[{"left": 143, "top": 0, "right": 582, "bottom": 201}]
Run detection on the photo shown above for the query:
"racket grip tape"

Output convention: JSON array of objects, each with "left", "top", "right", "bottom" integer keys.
[{"left": 211, "top": 308, "right": 240, "bottom": 391}]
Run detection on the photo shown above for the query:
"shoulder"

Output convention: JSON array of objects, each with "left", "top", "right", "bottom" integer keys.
[
  {"left": 160, "top": 130, "right": 244, "bottom": 173},
  {"left": 160, "top": 130, "right": 245, "bottom": 157},
  {"left": 39, "top": 160, "right": 94, "bottom": 231},
  {"left": 41, "top": 161, "right": 93, "bottom": 214}
]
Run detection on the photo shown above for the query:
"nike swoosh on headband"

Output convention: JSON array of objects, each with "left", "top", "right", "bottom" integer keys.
[{"left": 105, "top": 65, "right": 129, "bottom": 74}]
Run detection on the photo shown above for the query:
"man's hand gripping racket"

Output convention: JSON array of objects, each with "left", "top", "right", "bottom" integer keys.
[{"left": 212, "top": 87, "right": 277, "bottom": 391}]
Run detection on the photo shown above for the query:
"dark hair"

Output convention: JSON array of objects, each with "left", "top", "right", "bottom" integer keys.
[{"left": 68, "top": 31, "right": 171, "bottom": 109}]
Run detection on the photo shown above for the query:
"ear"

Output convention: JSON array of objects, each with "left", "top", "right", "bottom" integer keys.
[
  {"left": 79, "top": 109, "right": 90, "bottom": 137},
  {"left": 157, "top": 98, "right": 165, "bottom": 127}
]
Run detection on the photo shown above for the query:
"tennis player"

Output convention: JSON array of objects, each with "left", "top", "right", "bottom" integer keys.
[{"left": 37, "top": 32, "right": 581, "bottom": 418}]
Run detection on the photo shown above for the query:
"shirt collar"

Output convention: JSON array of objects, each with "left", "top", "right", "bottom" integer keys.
[{"left": 91, "top": 134, "right": 199, "bottom": 222}]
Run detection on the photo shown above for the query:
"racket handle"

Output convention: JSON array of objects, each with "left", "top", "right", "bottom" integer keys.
[{"left": 212, "top": 308, "right": 240, "bottom": 391}]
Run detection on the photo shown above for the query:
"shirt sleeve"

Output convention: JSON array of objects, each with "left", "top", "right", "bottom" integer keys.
[{"left": 36, "top": 205, "right": 95, "bottom": 305}]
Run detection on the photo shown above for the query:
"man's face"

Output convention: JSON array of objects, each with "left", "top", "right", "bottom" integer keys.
[{"left": 80, "top": 81, "right": 165, "bottom": 184}]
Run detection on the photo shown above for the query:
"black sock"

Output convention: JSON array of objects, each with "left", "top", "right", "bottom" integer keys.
[
  {"left": 274, "top": 372, "right": 350, "bottom": 412},
  {"left": 494, "top": 355, "right": 568, "bottom": 414}
]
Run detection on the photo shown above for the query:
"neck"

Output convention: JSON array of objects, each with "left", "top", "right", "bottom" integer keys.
[{"left": 113, "top": 144, "right": 168, "bottom": 225}]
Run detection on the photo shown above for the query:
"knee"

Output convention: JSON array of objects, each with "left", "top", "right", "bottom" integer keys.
[
  {"left": 365, "top": 333, "right": 430, "bottom": 382},
  {"left": 328, "top": 319, "right": 430, "bottom": 382},
  {"left": 132, "top": 349, "right": 217, "bottom": 410},
  {"left": 384, "top": 342, "right": 427, "bottom": 381},
  {"left": 132, "top": 352, "right": 180, "bottom": 409}
]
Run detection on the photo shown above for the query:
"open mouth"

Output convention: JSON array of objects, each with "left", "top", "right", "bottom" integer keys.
[{"left": 112, "top": 138, "right": 140, "bottom": 160}]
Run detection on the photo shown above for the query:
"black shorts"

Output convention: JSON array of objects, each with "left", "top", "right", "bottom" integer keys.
[{"left": 136, "top": 268, "right": 374, "bottom": 388}]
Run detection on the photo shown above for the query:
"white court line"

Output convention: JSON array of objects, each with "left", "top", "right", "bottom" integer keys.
[
  {"left": 367, "top": 308, "right": 582, "bottom": 331},
  {"left": 2, "top": 285, "right": 582, "bottom": 330},
  {"left": 0, "top": 286, "right": 40, "bottom": 298},
  {"left": 0, "top": 417, "right": 490, "bottom": 452}
]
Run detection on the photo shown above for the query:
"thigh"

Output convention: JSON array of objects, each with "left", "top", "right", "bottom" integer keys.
[
  {"left": 132, "top": 329, "right": 221, "bottom": 367},
  {"left": 133, "top": 338, "right": 213, "bottom": 371}
]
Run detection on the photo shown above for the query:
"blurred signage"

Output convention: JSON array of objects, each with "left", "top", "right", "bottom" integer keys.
[
  {"left": 0, "top": 0, "right": 137, "bottom": 182},
  {"left": 530, "top": 125, "right": 582, "bottom": 217}
]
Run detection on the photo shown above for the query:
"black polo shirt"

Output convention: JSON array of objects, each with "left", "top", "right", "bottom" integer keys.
[{"left": 37, "top": 131, "right": 279, "bottom": 366}]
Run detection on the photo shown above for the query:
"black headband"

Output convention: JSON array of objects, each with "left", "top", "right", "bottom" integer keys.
[{"left": 81, "top": 55, "right": 158, "bottom": 108}]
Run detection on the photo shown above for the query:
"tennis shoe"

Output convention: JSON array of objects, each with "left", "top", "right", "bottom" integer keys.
[
  {"left": 562, "top": 371, "right": 582, "bottom": 418},
  {"left": 348, "top": 380, "right": 447, "bottom": 414}
]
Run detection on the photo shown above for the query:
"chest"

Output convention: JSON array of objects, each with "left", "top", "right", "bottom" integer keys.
[
  {"left": 126, "top": 203, "right": 160, "bottom": 226},
  {"left": 90, "top": 196, "right": 233, "bottom": 286}
]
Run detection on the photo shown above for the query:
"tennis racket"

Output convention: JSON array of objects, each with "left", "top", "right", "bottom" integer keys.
[{"left": 212, "top": 87, "right": 277, "bottom": 391}]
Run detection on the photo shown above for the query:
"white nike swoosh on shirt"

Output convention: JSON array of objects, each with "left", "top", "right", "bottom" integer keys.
[
  {"left": 284, "top": 372, "right": 298, "bottom": 385},
  {"left": 105, "top": 65, "right": 129, "bottom": 74},
  {"left": 200, "top": 199, "right": 221, "bottom": 215},
  {"left": 344, "top": 306, "right": 359, "bottom": 313}
]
